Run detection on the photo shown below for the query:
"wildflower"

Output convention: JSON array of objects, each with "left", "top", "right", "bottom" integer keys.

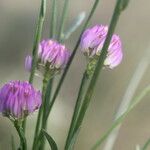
[
  {"left": 0, "top": 81, "right": 41, "bottom": 120},
  {"left": 25, "top": 39, "right": 71, "bottom": 74},
  {"left": 80, "top": 25, "right": 108, "bottom": 57},
  {"left": 80, "top": 25, "right": 123, "bottom": 69}
]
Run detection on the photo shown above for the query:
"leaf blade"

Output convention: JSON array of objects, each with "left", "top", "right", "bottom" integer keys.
[{"left": 42, "top": 130, "right": 58, "bottom": 150}]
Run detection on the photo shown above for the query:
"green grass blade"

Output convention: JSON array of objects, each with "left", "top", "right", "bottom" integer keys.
[
  {"left": 29, "top": 0, "right": 47, "bottom": 84},
  {"left": 91, "top": 85, "right": 150, "bottom": 150},
  {"left": 50, "top": 0, "right": 57, "bottom": 38},
  {"left": 23, "top": 0, "right": 47, "bottom": 132},
  {"left": 141, "top": 137, "right": 150, "bottom": 150},
  {"left": 58, "top": 0, "right": 70, "bottom": 41},
  {"left": 42, "top": 130, "right": 58, "bottom": 150},
  {"left": 103, "top": 46, "right": 150, "bottom": 150},
  {"left": 46, "top": 0, "right": 101, "bottom": 123}
]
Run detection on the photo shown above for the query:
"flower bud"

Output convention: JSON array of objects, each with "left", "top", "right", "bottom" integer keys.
[
  {"left": 80, "top": 25, "right": 123, "bottom": 69},
  {"left": 25, "top": 39, "right": 71, "bottom": 76},
  {"left": 0, "top": 81, "right": 42, "bottom": 120}
]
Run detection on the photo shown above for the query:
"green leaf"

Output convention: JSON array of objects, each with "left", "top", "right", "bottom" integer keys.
[
  {"left": 63, "top": 12, "right": 86, "bottom": 40},
  {"left": 42, "top": 130, "right": 58, "bottom": 150},
  {"left": 91, "top": 85, "right": 150, "bottom": 150},
  {"left": 49, "top": 0, "right": 57, "bottom": 38},
  {"left": 68, "top": 128, "right": 80, "bottom": 150},
  {"left": 141, "top": 137, "right": 150, "bottom": 150}
]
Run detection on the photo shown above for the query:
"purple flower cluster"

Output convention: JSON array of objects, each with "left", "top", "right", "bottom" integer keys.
[
  {"left": 38, "top": 39, "right": 71, "bottom": 69},
  {"left": 25, "top": 39, "right": 71, "bottom": 72},
  {"left": 80, "top": 25, "right": 123, "bottom": 69},
  {"left": 0, "top": 81, "right": 41, "bottom": 119}
]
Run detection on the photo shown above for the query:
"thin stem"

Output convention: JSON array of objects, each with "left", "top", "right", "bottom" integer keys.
[
  {"left": 65, "top": 72, "right": 89, "bottom": 150},
  {"left": 39, "top": 78, "right": 54, "bottom": 150},
  {"left": 45, "top": 0, "right": 101, "bottom": 122},
  {"left": 58, "top": 0, "right": 70, "bottom": 41},
  {"left": 72, "top": 0, "right": 130, "bottom": 145},
  {"left": 23, "top": 0, "right": 47, "bottom": 131},
  {"left": 103, "top": 46, "right": 150, "bottom": 150},
  {"left": 91, "top": 85, "right": 150, "bottom": 150},
  {"left": 14, "top": 121, "right": 27, "bottom": 150},
  {"left": 32, "top": 69, "right": 50, "bottom": 150},
  {"left": 142, "top": 138, "right": 150, "bottom": 150},
  {"left": 50, "top": 0, "right": 57, "bottom": 38}
]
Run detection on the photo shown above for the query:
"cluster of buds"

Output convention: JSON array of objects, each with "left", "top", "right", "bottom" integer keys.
[
  {"left": 0, "top": 25, "right": 123, "bottom": 120},
  {"left": 80, "top": 25, "right": 123, "bottom": 72}
]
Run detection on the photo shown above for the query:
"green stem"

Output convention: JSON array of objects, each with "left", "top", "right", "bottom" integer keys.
[
  {"left": 92, "top": 85, "right": 150, "bottom": 150},
  {"left": 45, "top": 0, "right": 101, "bottom": 122},
  {"left": 65, "top": 72, "right": 89, "bottom": 150},
  {"left": 50, "top": 0, "right": 57, "bottom": 39},
  {"left": 142, "top": 138, "right": 150, "bottom": 150},
  {"left": 14, "top": 121, "right": 27, "bottom": 150},
  {"left": 71, "top": 0, "right": 130, "bottom": 146},
  {"left": 39, "top": 78, "right": 54, "bottom": 150},
  {"left": 23, "top": 0, "right": 47, "bottom": 132},
  {"left": 32, "top": 69, "right": 50, "bottom": 150},
  {"left": 58, "top": 0, "right": 70, "bottom": 41}
]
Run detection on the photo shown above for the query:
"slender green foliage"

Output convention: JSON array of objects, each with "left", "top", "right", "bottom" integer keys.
[
  {"left": 69, "top": 0, "right": 130, "bottom": 147},
  {"left": 50, "top": 0, "right": 57, "bottom": 38},
  {"left": 29, "top": 0, "right": 47, "bottom": 84},
  {"left": 42, "top": 130, "right": 58, "bottom": 150},
  {"left": 65, "top": 72, "right": 89, "bottom": 149},
  {"left": 14, "top": 121, "right": 27, "bottom": 150},
  {"left": 45, "top": 0, "right": 101, "bottom": 122},
  {"left": 58, "top": 0, "right": 70, "bottom": 41},
  {"left": 23, "top": 0, "right": 47, "bottom": 131},
  {"left": 32, "top": 69, "right": 50, "bottom": 150},
  {"left": 92, "top": 85, "right": 150, "bottom": 150},
  {"left": 142, "top": 138, "right": 150, "bottom": 150},
  {"left": 103, "top": 45, "right": 150, "bottom": 150}
]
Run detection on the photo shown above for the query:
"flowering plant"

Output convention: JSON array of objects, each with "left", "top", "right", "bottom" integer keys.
[{"left": 0, "top": 0, "right": 150, "bottom": 150}]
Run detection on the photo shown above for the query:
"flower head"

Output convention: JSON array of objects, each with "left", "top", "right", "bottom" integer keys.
[
  {"left": 80, "top": 25, "right": 123, "bottom": 69},
  {"left": 38, "top": 39, "right": 71, "bottom": 69},
  {"left": 80, "top": 25, "right": 108, "bottom": 57},
  {"left": 25, "top": 39, "right": 71, "bottom": 74},
  {"left": 0, "top": 81, "right": 41, "bottom": 119},
  {"left": 104, "top": 34, "right": 123, "bottom": 69}
]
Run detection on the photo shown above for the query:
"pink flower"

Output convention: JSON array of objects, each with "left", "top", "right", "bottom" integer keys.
[
  {"left": 0, "top": 81, "right": 42, "bottom": 119},
  {"left": 25, "top": 39, "right": 71, "bottom": 72},
  {"left": 80, "top": 25, "right": 123, "bottom": 69}
]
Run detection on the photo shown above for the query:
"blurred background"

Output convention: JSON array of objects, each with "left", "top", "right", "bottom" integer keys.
[{"left": 0, "top": 0, "right": 150, "bottom": 149}]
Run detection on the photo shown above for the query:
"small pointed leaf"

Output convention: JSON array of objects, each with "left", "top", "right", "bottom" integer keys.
[{"left": 42, "top": 130, "right": 58, "bottom": 150}]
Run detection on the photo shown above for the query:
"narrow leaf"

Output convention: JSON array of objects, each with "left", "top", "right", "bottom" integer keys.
[
  {"left": 142, "top": 137, "right": 150, "bottom": 150},
  {"left": 91, "top": 85, "right": 150, "bottom": 150},
  {"left": 63, "top": 12, "right": 86, "bottom": 40},
  {"left": 68, "top": 128, "right": 81, "bottom": 150},
  {"left": 42, "top": 130, "right": 58, "bottom": 150},
  {"left": 50, "top": 0, "right": 57, "bottom": 38}
]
